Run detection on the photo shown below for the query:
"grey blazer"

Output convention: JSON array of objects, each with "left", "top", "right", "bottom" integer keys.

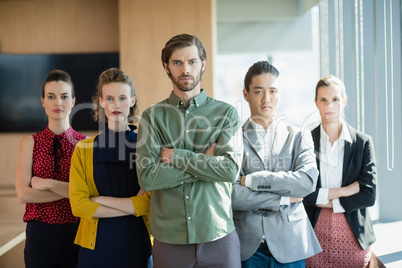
[{"left": 232, "top": 119, "right": 322, "bottom": 263}]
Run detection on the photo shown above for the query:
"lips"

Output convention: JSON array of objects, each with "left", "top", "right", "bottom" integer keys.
[
  {"left": 53, "top": 109, "right": 63, "bottom": 113},
  {"left": 180, "top": 76, "right": 193, "bottom": 82},
  {"left": 112, "top": 111, "right": 122, "bottom": 115}
]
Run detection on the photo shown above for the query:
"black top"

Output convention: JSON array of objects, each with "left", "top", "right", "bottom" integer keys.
[{"left": 77, "top": 126, "right": 151, "bottom": 268}]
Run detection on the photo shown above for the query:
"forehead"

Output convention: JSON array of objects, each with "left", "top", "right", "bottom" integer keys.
[
  {"left": 44, "top": 81, "right": 72, "bottom": 95},
  {"left": 170, "top": 45, "right": 200, "bottom": 61},
  {"left": 250, "top": 73, "right": 281, "bottom": 89},
  {"left": 317, "top": 85, "right": 344, "bottom": 97},
  {"left": 102, "top": 82, "right": 131, "bottom": 96}
]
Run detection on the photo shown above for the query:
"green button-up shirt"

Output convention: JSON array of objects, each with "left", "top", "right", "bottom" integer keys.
[{"left": 136, "top": 90, "right": 243, "bottom": 244}]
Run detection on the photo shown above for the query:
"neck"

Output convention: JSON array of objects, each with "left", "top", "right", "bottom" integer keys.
[
  {"left": 322, "top": 120, "right": 343, "bottom": 144},
  {"left": 47, "top": 118, "right": 70, "bottom": 135},
  {"left": 252, "top": 117, "right": 273, "bottom": 132},
  {"left": 107, "top": 120, "right": 129, "bottom": 132},
  {"left": 173, "top": 86, "right": 201, "bottom": 107}
]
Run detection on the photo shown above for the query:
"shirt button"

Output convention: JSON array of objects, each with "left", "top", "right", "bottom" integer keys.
[
  {"left": 186, "top": 130, "right": 189, "bottom": 133},
  {"left": 188, "top": 217, "right": 191, "bottom": 220},
  {"left": 186, "top": 196, "right": 189, "bottom": 199},
  {"left": 186, "top": 111, "right": 189, "bottom": 114}
]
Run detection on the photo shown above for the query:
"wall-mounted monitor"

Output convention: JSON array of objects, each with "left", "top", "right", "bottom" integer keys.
[{"left": 0, "top": 52, "right": 119, "bottom": 132}]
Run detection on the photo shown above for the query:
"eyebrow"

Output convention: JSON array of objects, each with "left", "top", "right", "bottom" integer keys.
[
  {"left": 46, "top": 92, "right": 70, "bottom": 95},
  {"left": 252, "top": 86, "right": 277, "bottom": 90},
  {"left": 171, "top": 58, "right": 199, "bottom": 62}
]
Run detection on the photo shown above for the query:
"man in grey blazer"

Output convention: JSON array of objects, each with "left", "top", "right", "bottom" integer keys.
[{"left": 232, "top": 61, "right": 322, "bottom": 267}]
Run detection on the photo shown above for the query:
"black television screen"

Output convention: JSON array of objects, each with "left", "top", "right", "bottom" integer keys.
[{"left": 0, "top": 53, "right": 119, "bottom": 132}]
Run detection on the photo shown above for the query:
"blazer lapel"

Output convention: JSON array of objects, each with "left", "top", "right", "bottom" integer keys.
[
  {"left": 311, "top": 125, "right": 321, "bottom": 188},
  {"left": 242, "top": 119, "right": 264, "bottom": 162},
  {"left": 342, "top": 124, "right": 356, "bottom": 183},
  {"left": 270, "top": 122, "right": 289, "bottom": 170}
]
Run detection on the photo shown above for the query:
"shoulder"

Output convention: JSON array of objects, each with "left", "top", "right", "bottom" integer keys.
[
  {"left": 346, "top": 124, "right": 372, "bottom": 143},
  {"left": 20, "top": 135, "right": 34, "bottom": 151},
  {"left": 74, "top": 136, "right": 97, "bottom": 151},
  {"left": 142, "top": 98, "right": 170, "bottom": 114},
  {"left": 72, "top": 129, "right": 87, "bottom": 141},
  {"left": 205, "top": 97, "right": 239, "bottom": 118}
]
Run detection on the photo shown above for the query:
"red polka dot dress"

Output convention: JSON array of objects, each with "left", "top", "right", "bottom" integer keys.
[{"left": 23, "top": 126, "right": 86, "bottom": 224}]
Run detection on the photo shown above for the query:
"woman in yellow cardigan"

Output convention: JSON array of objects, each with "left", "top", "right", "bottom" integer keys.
[{"left": 69, "top": 68, "right": 152, "bottom": 267}]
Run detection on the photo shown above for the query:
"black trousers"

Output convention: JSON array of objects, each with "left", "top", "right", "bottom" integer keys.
[{"left": 24, "top": 220, "right": 79, "bottom": 268}]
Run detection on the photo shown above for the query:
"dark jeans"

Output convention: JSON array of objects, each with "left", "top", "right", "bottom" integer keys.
[
  {"left": 242, "top": 247, "right": 305, "bottom": 268},
  {"left": 24, "top": 220, "right": 79, "bottom": 268}
]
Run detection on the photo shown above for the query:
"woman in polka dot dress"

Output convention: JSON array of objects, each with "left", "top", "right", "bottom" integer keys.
[
  {"left": 15, "top": 69, "right": 86, "bottom": 268},
  {"left": 303, "top": 75, "right": 377, "bottom": 268},
  {"left": 69, "top": 68, "right": 152, "bottom": 268}
]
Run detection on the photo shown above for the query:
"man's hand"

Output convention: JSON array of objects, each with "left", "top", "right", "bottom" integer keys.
[
  {"left": 204, "top": 143, "right": 217, "bottom": 156},
  {"left": 160, "top": 147, "right": 174, "bottom": 163},
  {"left": 289, "top": 197, "right": 303, "bottom": 203},
  {"left": 240, "top": 176, "right": 246, "bottom": 186},
  {"left": 136, "top": 189, "right": 149, "bottom": 196}
]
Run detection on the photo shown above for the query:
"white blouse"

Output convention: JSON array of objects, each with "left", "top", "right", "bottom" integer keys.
[{"left": 316, "top": 122, "right": 352, "bottom": 213}]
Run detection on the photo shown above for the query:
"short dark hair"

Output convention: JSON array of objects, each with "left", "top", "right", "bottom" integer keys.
[
  {"left": 244, "top": 61, "right": 279, "bottom": 92},
  {"left": 161, "top": 33, "right": 207, "bottom": 67},
  {"left": 42, "top": 69, "right": 74, "bottom": 98}
]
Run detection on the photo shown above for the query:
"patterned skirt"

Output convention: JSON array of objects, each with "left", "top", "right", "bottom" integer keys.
[{"left": 306, "top": 208, "right": 371, "bottom": 268}]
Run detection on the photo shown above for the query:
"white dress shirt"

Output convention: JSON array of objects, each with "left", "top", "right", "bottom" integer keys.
[
  {"left": 244, "top": 119, "right": 290, "bottom": 205},
  {"left": 316, "top": 122, "right": 352, "bottom": 213}
]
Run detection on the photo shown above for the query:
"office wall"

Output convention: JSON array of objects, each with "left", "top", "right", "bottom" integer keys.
[
  {"left": 0, "top": 0, "right": 119, "bottom": 54},
  {"left": 118, "top": 0, "right": 215, "bottom": 111}
]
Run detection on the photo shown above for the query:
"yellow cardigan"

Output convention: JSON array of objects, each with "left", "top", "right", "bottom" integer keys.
[{"left": 69, "top": 136, "right": 152, "bottom": 250}]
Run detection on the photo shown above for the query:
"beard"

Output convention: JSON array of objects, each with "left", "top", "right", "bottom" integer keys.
[{"left": 168, "top": 66, "right": 204, "bottom": 92}]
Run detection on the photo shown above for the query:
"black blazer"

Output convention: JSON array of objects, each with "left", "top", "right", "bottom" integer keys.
[{"left": 303, "top": 123, "right": 377, "bottom": 250}]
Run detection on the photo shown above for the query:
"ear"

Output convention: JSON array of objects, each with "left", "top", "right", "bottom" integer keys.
[
  {"left": 164, "top": 62, "right": 170, "bottom": 74},
  {"left": 99, "top": 97, "right": 105, "bottom": 108},
  {"left": 314, "top": 99, "right": 318, "bottom": 108},
  {"left": 41, "top": 97, "right": 45, "bottom": 108},
  {"left": 343, "top": 97, "right": 348, "bottom": 106},
  {"left": 131, "top": 96, "right": 137, "bottom": 107},
  {"left": 243, "top": 88, "right": 249, "bottom": 102},
  {"left": 201, "top": 60, "right": 206, "bottom": 72},
  {"left": 71, "top": 97, "right": 76, "bottom": 107}
]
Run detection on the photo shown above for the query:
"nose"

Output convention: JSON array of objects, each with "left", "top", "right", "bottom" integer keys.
[
  {"left": 55, "top": 97, "right": 62, "bottom": 106},
  {"left": 263, "top": 91, "right": 271, "bottom": 103},
  {"left": 111, "top": 99, "right": 120, "bottom": 109},
  {"left": 182, "top": 62, "right": 190, "bottom": 74}
]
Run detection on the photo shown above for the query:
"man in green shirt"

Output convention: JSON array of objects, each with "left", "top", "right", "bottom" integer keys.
[{"left": 136, "top": 33, "right": 242, "bottom": 268}]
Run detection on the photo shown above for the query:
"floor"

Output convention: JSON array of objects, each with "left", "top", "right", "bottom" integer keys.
[{"left": 372, "top": 221, "right": 402, "bottom": 267}]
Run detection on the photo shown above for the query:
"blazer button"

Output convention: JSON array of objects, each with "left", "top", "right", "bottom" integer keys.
[
  {"left": 257, "top": 185, "right": 261, "bottom": 189},
  {"left": 267, "top": 185, "right": 272, "bottom": 189}
]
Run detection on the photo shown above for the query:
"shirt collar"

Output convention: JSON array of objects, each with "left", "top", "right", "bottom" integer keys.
[
  {"left": 168, "top": 89, "right": 208, "bottom": 108},
  {"left": 43, "top": 126, "right": 73, "bottom": 139},
  {"left": 320, "top": 121, "right": 352, "bottom": 144},
  {"left": 249, "top": 118, "right": 275, "bottom": 134}
]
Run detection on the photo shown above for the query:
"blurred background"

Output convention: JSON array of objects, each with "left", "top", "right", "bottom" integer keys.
[{"left": 0, "top": 0, "right": 400, "bottom": 266}]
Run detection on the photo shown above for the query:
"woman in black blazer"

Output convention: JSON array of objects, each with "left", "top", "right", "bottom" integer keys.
[{"left": 303, "top": 75, "right": 377, "bottom": 267}]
